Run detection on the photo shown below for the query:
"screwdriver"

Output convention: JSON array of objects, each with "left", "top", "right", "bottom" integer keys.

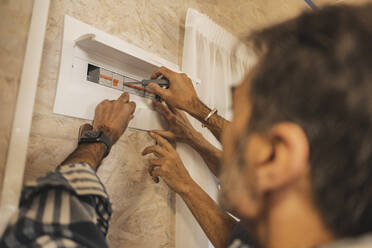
[
  {"left": 125, "top": 78, "right": 169, "bottom": 183},
  {"left": 124, "top": 78, "right": 169, "bottom": 90},
  {"left": 124, "top": 78, "right": 169, "bottom": 101}
]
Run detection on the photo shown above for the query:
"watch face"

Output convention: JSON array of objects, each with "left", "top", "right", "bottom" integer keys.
[{"left": 83, "top": 130, "right": 101, "bottom": 139}]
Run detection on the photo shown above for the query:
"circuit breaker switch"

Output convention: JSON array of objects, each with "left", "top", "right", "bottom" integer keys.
[
  {"left": 99, "top": 68, "right": 113, "bottom": 87},
  {"left": 112, "top": 73, "right": 124, "bottom": 90}
]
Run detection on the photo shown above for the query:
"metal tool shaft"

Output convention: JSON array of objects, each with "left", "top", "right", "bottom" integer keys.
[{"left": 125, "top": 78, "right": 169, "bottom": 88}]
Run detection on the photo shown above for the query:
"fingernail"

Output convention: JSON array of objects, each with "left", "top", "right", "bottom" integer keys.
[{"left": 148, "top": 83, "right": 156, "bottom": 89}]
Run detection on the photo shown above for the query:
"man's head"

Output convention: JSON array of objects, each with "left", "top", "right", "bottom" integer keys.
[{"left": 220, "top": 3, "right": 372, "bottom": 240}]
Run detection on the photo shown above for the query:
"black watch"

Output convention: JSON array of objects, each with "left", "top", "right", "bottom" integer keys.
[{"left": 78, "top": 130, "right": 112, "bottom": 158}]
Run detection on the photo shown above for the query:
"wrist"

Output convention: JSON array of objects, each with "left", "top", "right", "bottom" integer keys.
[
  {"left": 187, "top": 98, "right": 211, "bottom": 121},
  {"left": 186, "top": 130, "right": 203, "bottom": 148},
  {"left": 179, "top": 179, "right": 198, "bottom": 198},
  {"left": 61, "top": 142, "right": 106, "bottom": 171},
  {"left": 94, "top": 125, "right": 118, "bottom": 143},
  {"left": 79, "top": 142, "right": 106, "bottom": 170}
]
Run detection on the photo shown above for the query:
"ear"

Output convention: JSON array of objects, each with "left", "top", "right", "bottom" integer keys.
[{"left": 249, "top": 122, "right": 310, "bottom": 193}]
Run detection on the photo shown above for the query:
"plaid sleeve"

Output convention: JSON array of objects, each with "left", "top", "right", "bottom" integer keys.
[{"left": 0, "top": 162, "right": 112, "bottom": 248}]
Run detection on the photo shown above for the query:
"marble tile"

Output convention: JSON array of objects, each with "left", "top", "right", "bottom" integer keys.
[{"left": 98, "top": 131, "right": 175, "bottom": 248}]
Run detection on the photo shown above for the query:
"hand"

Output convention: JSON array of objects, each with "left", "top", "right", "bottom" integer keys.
[
  {"left": 93, "top": 92, "right": 136, "bottom": 144},
  {"left": 148, "top": 66, "right": 199, "bottom": 113},
  {"left": 152, "top": 100, "right": 197, "bottom": 144},
  {"left": 142, "top": 132, "right": 194, "bottom": 195}
]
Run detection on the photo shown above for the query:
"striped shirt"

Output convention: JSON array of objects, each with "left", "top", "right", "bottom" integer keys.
[{"left": 0, "top": 162, "right": 111, "bottom": 248}]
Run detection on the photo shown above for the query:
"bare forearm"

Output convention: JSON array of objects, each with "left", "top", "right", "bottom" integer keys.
[
  {"left": 61, "top": 143, "right": 106, "bottom": 171},
  {"left": 188, "top": 131, "right": 223, "bottom": 176},
  {"left": 188, "top": 98, "right": 230, "bottom": 142},
  {"left": 180, "top": 181, "right": 237, "bottom": 248}
]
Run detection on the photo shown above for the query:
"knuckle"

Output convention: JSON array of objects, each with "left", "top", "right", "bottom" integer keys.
[
  {"left": 164, "top": 91, "right": 171, "bottom": 98},
  {"left": 129, "top": 101, "right": 136, "bottom": 109},
  {"left": 169, "top": 116, "right": 176, "bottom": 122},
  {"left": 169, "top": 154, "right": 176, "bottom": 160}
]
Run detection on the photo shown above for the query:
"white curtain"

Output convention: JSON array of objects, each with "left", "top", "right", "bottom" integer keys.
[
  {"left": 183, "top": 8, "right": 255, "bottom": 121},
  {"left": 175, "top": 8, "right": 256, "bottom": 248}
]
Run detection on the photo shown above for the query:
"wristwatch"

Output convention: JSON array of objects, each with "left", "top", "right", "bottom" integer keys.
[{"left": 78, "top": 129, "right": 112, "bottom": 158}]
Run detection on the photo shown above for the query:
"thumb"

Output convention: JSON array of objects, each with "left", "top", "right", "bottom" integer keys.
[
  {"left": 148, "top": 83, "right": 168, "bottom": 99},
  {"left": 152, "top": 130, "right": 177, "bottom": 141}
]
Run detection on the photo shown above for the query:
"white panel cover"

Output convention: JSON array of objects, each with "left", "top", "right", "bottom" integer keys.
[{"left": 54, "top": 15, "right": 196, "bottom": 131}]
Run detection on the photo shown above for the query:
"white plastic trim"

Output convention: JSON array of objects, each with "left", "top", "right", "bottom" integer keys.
[{"left": 0, "top": 0, "right": 50, "bottom": 235}]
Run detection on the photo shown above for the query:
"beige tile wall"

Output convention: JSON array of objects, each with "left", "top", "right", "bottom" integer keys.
[{"left": 4, "top": 0, "right": 370, "bottom": 247}]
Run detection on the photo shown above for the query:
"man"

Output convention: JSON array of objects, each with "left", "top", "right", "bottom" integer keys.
[
  {"left": 0, "top": 93, "right": 136, "bottom": 247},
  {"left": 143, "top": 68, "right": 239, "bottom": 248},
  {"left": 2, "top": 4, "right": 372, "bottom": 248},
  {"left": 143, "top": 68, "right": 238, "bottom": 248},
  {"left": 144, "top": 3, "right": 372, "bottom": 248}
]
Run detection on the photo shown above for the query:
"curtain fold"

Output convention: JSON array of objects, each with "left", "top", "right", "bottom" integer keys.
[
  {"left": 182, "top": 8, "right": 255, "bottom": 120},
  {"left": 176, "top": 8, "right": 256, "bottom": 248}
]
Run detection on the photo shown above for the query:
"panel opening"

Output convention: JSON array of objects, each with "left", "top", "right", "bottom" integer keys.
[{"left": 87, "top": 63, "right": 99, "bottom": 83}]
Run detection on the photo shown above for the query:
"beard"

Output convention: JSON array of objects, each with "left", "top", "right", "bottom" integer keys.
[{"left": 219, "top": 153, "right": 262, "bottom": 230}]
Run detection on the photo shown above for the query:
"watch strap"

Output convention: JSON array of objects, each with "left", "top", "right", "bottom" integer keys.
[
  {"left": 78, "top": 130, "right": 112, "bottom": 158},
  {"left": 97, "top": 131, "right": 112, "bottom": 158}
]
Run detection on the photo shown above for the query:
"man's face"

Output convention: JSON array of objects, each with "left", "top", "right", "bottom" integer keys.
[
  {"left": 219, "top": 67, "right": 312, "bottom": 225},
  {"left": 219, "top": 71, "right": 263, "bottom": 219}
]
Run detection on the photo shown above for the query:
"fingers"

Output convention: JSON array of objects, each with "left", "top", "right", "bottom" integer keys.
[
  {"left": 153, "top": 99, "right": 178, "bottom": 116},
  {"left": 142, "top": 145, "right": 168, "bottom": 157},
  {"left": 151, "top": 66, "right": 173, "bottom": 80},
  {"left": 151, "top": 166, "right": 162, "bottom": 179},
  {"left": 148, "top": 158, "right": 162, "bottom": 172},
  {"left": 96, "top": 99, "right": 109, "bottom": 110},
  {"left": 147, "top": 83, "right": 168, "bottom": 99},
  {"left": 148, "top": 159, "right": 164, "bottom": 179},
  {"left": 153, "top": 100, "right": 172, "bottom": 118},
  {"left": 165, "top": 101, "right": 177, "bottom": 114},
  {"left": 80, "top": 123, "right": 93, "bottom": 132},
  {"left": 79, "top": 123, "right": 93, "bottom": 138},
  {"left": 127, "top": 101, "right": 136, "bottom": 114},
  {"left": 117, "top": 92, "right": 136, "bottom": 113},
  {"left": 118, "top": 93, "right": 136, "bottom": 115},
  {"left": 149, "top": 131, "right": 173, "bottom": 151},
  {"left": 118, "top": 92, "right": 129, "bottom": 102},
  {"left": 151, "top": 130, "right": 177, "bottom": 141}
]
